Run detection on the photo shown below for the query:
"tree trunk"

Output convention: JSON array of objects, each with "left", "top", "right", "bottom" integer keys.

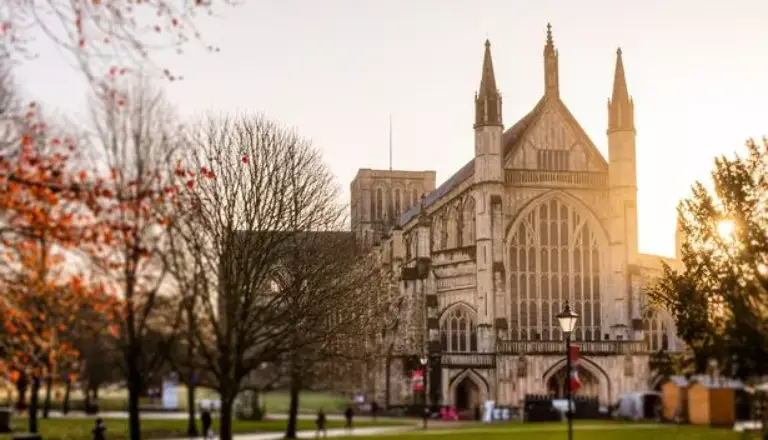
[
  {"left": 384, "top": 353, "right": 391, "bottom": 408},
  {"left": 219, "top": 395, "right": 234, "bottom": 440},
  {"left": 42, "top": 375, "right": 53, "bottom": 418},
  {"left": 127, "top": 364, "right": 142, "bottom": 440},
  {"left": 62, "top": 380, "right": 71, "bottom": 415},
  {"left": 28, "top": 377, "right": 40, "bottom": 433},
  {"left": 252, "top": 391, "right": 263, "bottom": 420},
  {"left": 186, "top": 381, "right": 198, "bottom": 436},
  {"left": 185, "top": 310, "right": 198, "bottom": 437},
  {"left": 284, "top": 369, "right": 302, "bottom": 439},
  {"left": 16, "top": 375, "right": 28, "bottom": 411}
]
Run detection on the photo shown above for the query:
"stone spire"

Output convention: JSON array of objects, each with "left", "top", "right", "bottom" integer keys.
[
  {"left": 543, "top": 23, "right": 559, "bottom": 97},
  {"left": 474, "top": 39, "right": 502, "bottom": 128},
  {"left": 608, "top": 48, "right": 635, "bottom": 133}
]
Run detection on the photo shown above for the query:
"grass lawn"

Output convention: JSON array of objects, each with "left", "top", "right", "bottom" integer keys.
[
  {"left": 1, "top": 417, "right": 407, "bottom": 440},
  {"left": 349, "top": 420, "right": 762, "bottom": 440},
  {"left": 0, "top": 388, "right": 348, "bottom": 413},
  {"left": 262, "top": 391, "right": 348, "bottom": 413}
]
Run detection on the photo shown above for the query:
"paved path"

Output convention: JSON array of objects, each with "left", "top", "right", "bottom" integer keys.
[
  {"left": 416, "top": 423, "right": 667, "bottom": 435},
  {"left": 158, "top": 423, "right": 668, "bottom": 440},
  {"left": 38, "top": 411, "right": 352, "bottom": 421},
  {"left": 161, "top": 425, "right": 414, "bottom": 440}
]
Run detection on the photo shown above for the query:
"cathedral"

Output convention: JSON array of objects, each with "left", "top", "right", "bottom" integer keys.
[{"left": 349, "top": 25, "right": 684, "bottom": 411}]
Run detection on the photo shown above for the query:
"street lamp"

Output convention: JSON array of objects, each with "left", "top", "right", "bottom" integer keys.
[
  {"left": 557, "top": 302, "right": 578, "bottom": 440},
  {"left": 419, "top": 356, "right": 429, "bottom": 429}
]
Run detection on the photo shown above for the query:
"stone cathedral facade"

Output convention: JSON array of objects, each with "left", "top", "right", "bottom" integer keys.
[{"left": 350, "top": 26, "right": 683, "bottom": 410}]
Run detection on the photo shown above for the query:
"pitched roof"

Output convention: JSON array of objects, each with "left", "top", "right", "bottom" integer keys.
[
  {"left": 398, "top": 92, "right": 608, "bottom": 228},
  {"left": 502, "top": 97, "right": 608, "bottom": 171},
  {"left": 398, "top": 100, "right": 546, "bottom": 227}
]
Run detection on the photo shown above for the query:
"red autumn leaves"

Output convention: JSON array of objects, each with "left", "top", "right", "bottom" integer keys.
[{"left": 0, "top": 100, "right": 248, "bottom": 382}]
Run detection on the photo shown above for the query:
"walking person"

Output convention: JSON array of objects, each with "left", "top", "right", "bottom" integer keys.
[
  {"left": 201, "top": 405, "right": 213, "bottom": 440},
  {"left": 371, "top": 401, "right": 379, "bottom": 421},
  {"left": 315, "top": 408, "right": 327, "bottom": 438},
  {"left": 344, "top": 405, "right": 354, "bottom": 434},
  {"left": 92, "top": 418, "right": 106, "bottom": 440}
]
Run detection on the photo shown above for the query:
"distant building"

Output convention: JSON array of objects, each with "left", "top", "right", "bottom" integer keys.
[{"left": 350, "top": 25, "right": 684, "bottom": 410}]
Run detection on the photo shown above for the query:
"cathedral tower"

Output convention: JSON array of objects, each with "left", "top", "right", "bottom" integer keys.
[
  {"left": 473, "top": 40, "right": 505, "bottom": 349},
  {"left": 607, "top": 48, "right": 639, "bottom": 336}
]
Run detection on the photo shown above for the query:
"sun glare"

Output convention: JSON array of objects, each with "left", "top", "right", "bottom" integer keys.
[{"left": 717, "top": 220, "right": 735, "bottom": 241}]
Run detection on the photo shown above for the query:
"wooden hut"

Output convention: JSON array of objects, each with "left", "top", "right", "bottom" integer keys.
[
  {"left": 661, "top": 376, "right": 689, "bottom": 422},
  {"left": 686, "top": 377, "right": 745, "bottom": 426}
]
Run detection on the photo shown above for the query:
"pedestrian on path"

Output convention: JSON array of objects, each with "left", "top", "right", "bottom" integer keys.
[
  {"left": 371, "top": 401, "right": 379, "bottom": 421},
  {"left": 92, "top": 417, "right": 106, "bottom": 440},
  {"left": 344, "top": 405, "right": 354, "bottom": 433},
  {"left": 315, "top": 409, "right": 327, "bottom": 438},
  {"left": 201, "top": 406, "right": 213, "bottom": 439}
]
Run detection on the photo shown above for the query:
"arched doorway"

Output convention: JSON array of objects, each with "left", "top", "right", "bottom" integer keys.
[
  {"left": 546, "top": 366, "right": 600, "bottom": 399},
  {"left": 455, "top": 377, "right": 480, "bottom": 410}
]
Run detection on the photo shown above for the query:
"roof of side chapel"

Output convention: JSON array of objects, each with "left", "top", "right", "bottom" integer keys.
[{"left": 399, "top": 104, "right": 539, "bottom": 226}]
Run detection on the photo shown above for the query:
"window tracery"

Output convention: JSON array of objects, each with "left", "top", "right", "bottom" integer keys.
[
  {"left": 394, "top": 188, "right": 402, "bottom": 217},
  {"left": 644, "top": 309, "right": 669, "bottom": 351},
  {"left": 439, "top": 306, "right": 478, "bottom": 352},
  {"left": 464, "top": 197, "right": 476, "bottom": 246},
  {"left": 508, "top": 198, "right": 603, "bottom": 341},
  {"left": 440, "top": 213, "right": 449, "bottom": 250},
  {"left": 375, "top": 187, "right": 384, "bottom": 220}
]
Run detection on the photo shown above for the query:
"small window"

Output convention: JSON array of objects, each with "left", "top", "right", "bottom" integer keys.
[{"left": 536, "top": 150, "right": 569, "bottom": 171}]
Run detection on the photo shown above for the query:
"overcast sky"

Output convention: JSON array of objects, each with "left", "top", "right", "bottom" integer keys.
[{"left": 16, "top": 0, "right": 768, "bottom": 257}]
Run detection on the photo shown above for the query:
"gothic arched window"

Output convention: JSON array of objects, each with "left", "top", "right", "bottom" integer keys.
[
  {"left": 411, "top": 188, "right": 419, "bottom": 208},
  {"left": 644, "top": 309, "right": 669, "bottom": 351},
  {"left": 440, "top": 213, "right": 449, "bottom": 250},
  {"left": 508, "top": 198, "right": 603, "bottom": 341},
  {"left": 394, "top": 188, "right": 402, "bottom": 218},
  {"left": 439, "top": 306, "right": 478, "bottom": 352},
  {"left": 462, "top": 197, "right": 476, "bottom": 246},
  {"left": 375, "top": 187, "right": 384, "bottom": 220}
]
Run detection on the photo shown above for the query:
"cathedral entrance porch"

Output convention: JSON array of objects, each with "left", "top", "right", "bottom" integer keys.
[
  {"left": 546, "top": 366, "right": 600, "bottom": 399},
  {"left": 541, "top": 357, "right": 611, "bottom": 405},
  {"left": 455, "top": 377, "right": 480, "bottom": 410},
  {"left": 446, "top": 369, "right": 489, "bottom": 411}
]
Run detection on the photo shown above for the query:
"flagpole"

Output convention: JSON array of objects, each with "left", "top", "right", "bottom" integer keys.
[{"left": 388, "top": 114, "right": 393, "bottom": 171}]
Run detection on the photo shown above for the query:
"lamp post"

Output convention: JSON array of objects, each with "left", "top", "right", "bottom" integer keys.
[
  {"left": 557, "top": 302, "right": 578, "bottom": 440},
  {"left": 419, "top": 356, "right": 429, "bottom": 429}
]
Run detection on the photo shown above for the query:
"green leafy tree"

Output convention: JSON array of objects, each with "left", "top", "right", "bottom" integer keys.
[{"left": 648, "top": 138, "right": 768, "bottom": 379}]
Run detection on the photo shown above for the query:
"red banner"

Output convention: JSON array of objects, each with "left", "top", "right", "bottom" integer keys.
[
  {"left": 411, "top": 369, "right": 424, "bottom": 392},
  {"left": 569, "top": 344, "right": 581, "bottom": 392}
]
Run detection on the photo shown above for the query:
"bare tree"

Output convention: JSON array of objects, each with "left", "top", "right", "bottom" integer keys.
[
  {"left": 84, "top": 80, "right": 187, "bottom": 440},
  {"left": 166, "top": 113, "right": 348, "bottom": 440},
  {"left": 0, "top": 60, "right": 20, "bottom": 157},
  {"left": 272, "top": 230, "right": 395, "bottom": 439}
]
